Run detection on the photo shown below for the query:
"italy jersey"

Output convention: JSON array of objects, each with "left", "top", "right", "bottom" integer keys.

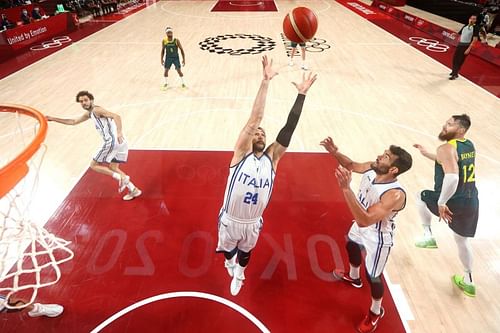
[
  {"left": 356, "top": 169, "right": 406, "bottom": 233},
  {"left": 90, "top": 108, "right": 118, "bottom": 143},
  {"left": 220, "top": 153, "right": 275, "bottom": 223}
]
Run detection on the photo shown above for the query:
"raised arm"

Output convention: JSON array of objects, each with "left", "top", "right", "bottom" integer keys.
[
  {"left": 335, "top": 166, "right": 406, "bottom": 227},
  {"left": 413, "top": 143, "right": 437, "bottom": 161},
  {"left": 46, "top": 113, "right": 90, "bottom": 126},
  {"left": 320, "top": 137, "right": 372, "bottom": 174},
  {"left": 92, "top": 106, "right": 125, "bottom": 143},
  {"left": 231, "top": 55, "right": 277, "bottom": 166},
  {"left": 266, "top": 72, "right": 317, "bottom": 169}
]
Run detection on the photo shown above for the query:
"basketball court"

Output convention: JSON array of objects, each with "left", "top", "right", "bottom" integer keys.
[{"left": 1, "top": 0, "right": 499, "bottom": 332}]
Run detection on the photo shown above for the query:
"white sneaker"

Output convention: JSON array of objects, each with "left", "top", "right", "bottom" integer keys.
[
  {"left": 230, "top": 264, "right": 246, "bottom": 296},
  {"left": 288, "top": 61, "right": 294, "bottom": 66},
  {"left": 123, "top": 188, "right": 142, "bottom": 201},
  {"left": 301, "top": 63, "right": 308, "bottom": 70},
  {"left": 28, "top": 303, "right": 64, "bottom": 318},
  {"left": 224, "top": 258, "right": 236, "bottom": 277},
  {"left": 118, "top": 176, "right": 130, "bottom": 193}
]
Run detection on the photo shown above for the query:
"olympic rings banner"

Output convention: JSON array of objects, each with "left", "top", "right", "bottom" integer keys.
[
  {"left": 0, "top": 13, "right": 75, "bottom": 53},
  {"left": 372, "top": 0, "right": 500, "bottom": 66}
]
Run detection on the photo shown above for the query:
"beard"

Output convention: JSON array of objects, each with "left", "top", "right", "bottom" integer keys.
[
  {"left": 438, "top": 130, "right": 456, "bottom": 141},
  {"left": 83, "top": 103, "right": 93, "bottom": 111},
  {"left": 371, "top": 161, "right": 390, "bottom": 175},
  {"left": 252, "top": 141, "right": 265, "bottom": 153}
]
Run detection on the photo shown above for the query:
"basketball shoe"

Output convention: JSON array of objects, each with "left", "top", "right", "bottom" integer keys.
[{"left": 357, "top": 307, "right": 385, "bottom": 333}]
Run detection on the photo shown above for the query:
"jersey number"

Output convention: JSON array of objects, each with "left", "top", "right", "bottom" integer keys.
[
  {"left": 243, "top": 192, "right": 258, "bottom": 205},
  {"left": 462, "top": 164, "right": 475, "bottom": 183}
]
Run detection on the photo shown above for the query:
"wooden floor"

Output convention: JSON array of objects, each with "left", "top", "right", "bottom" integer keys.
[{"left": 1, "top": 0, "right": 499, "bottom": 332}]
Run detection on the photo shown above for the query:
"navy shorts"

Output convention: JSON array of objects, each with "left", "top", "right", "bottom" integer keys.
[
  {"left": 165, "top": 57, "right": 181, "bottom": 70},
  {"left": 421, "top": 190, "right": 479, "bottom": 237}
]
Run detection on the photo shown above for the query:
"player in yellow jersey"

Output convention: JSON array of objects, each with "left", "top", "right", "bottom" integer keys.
[{"left": 161, "top": 27, "right": 186, "bottom": 89}]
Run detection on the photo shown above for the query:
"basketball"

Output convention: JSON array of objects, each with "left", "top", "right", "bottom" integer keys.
[{"left": 283, "top": 7, "right": 318, "bottom": 44}]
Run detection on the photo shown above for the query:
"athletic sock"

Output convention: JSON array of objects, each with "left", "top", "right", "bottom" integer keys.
[
  {"left": 423, "top": 225, "right": 433, "bottom": 238},
  {"left": 112, "top": 172, "right": 121, "bottom": 181},
  {"left": 126, "top": 181, "right": 136, "bottom": 192},
  {"left": 370, "top": 298, "right": 382, "bottom": 315},
  {"left": 464, "top": 270, "right": 473, "bottom": 285},
  {"left": 349, "top": 265, "right": 360, "bottom": 279}
]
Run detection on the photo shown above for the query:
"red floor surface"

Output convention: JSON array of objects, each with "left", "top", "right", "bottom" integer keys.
[
  {"left": 337, "top": 0, "right": 500, "bottom": 97},
  {"left": 211, "top": 0, "right": 277, "bottom": 12},
  {"left": 1, "top": 150, "right": 406, "bottom": 332}
]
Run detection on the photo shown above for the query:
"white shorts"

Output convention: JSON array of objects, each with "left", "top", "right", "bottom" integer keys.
[
  {"left": 93, "top": 139, "right": 128, "bottom": 164},
  {"left": 216, "top": 214, "right": 263, "bottom": 253},
  {"left": 348, "top": 222, "right": 394, "bottom": 278}
]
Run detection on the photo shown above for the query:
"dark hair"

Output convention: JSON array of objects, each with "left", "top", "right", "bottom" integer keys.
[
  {"left": 452, "top": 114, "right": 471, "bottom": 131},
  {"left": 389, "top": 145, "right": 412, "bottom": 176},
  {"left": 75, "top": 91, "right": 94, "bottom": 102},
  {"left": 257, "top": 126, "right": 266, "bottom": 135}
]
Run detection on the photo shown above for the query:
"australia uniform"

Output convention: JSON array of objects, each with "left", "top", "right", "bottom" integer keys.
[
  {"left": 163, "top": 37, "right": 181, "bottom": 70},
  {"left": 421, "top": 139, "right": 479, "bottom": 237},
  {"left": 216, "top": 153, "right": 275, "bottom": 253},
  {"left": 348, "top": 170, "right": 406, "bottom": 278},
  {"left": 90, "top": 108, "right": 128, "bottom": 164}
]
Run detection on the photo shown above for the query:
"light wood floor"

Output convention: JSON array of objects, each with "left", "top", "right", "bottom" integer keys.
[{"left": 1, "top": 1, "right": 499, "bottom": 332}]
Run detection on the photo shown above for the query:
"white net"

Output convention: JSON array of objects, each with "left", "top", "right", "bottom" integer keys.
[{"left": 0, "top": 108, "right": 74, "bottom": 309}]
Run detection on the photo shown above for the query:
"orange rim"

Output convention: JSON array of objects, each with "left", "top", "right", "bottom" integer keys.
[{"left": 0, "top": 104, "right": 47, "bottom": 198}]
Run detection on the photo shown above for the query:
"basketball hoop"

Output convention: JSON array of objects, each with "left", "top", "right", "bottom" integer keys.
[{"left": 0, "top": 104, "right": 74, "bottom": 309}]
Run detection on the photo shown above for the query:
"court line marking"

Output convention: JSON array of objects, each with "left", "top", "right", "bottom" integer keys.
[
  {"left": 106, "top": 96, "right": 500, "bottom": 166},
  {"left": 0, "top": 0, "right": 157, "bottom": 82},
  {"left": 336, "top": 0, "right": 499, "bottom": 99},
  {"left": 164, "top": 0, "right": 330, "bottom": 20},
  {"left": 90, "top": 291, "right": 270, "bottom": 333},
  {"left": 228, "top": 1, "right": 265, "bottom": 7}
]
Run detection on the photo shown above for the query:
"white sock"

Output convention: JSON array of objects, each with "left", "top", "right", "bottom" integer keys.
[
  {"left": 370, "top": 298, "right": 382, "bottom": 315},
  {"left": 423, "top": 225, "right": 433, "bottom": 238},
  {"left": 464, "top": 270, "right": 473, "bottom": 285},
  {"left": 164, "top": 77, "right": 168, "bottom": 85},
  {"left": 349, "top": 265, "right": 360, "bottom": 279},
  {"left": 454, "top": 233, "right": 473, "bottom": 284},
  {"left": 180, "top": 76, "right": 184, "bottom": 84},
  {"left": 112, "top": 172, "right": 121, "bottom": 181},
  {"left": 417, "top": 193, "right": 433, "bottom": 238},
  {"left": 126, "top": 181, "right": 136, "bottom": 192},
  {"left": 234, "top": 264, "right": 246, "bottom": 279}
]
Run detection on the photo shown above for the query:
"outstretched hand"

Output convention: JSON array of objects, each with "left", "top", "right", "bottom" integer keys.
[
  {"left": 335, "top": 166, "right": 352, "bottom": 190},
  {"left": 413, "top": 144, "right": 429, "bottom": 156},
  {"left": 292, "top": 72, "right": 317, "bottom": 95},
  {"left": 320, "top": 136, "right": 338, "bottom": 154},
  {"left": 262, "top": 55, "right": 278, "bottom": 81}
]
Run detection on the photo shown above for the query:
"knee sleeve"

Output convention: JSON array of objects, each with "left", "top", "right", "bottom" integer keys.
[
  {"left": 346, "top": 240, "right": 362, "bottom": 267},
  {"left": 366, "top": 270, "right": 384, "bottom": 299},
  {"left": 237, "top": 250, "right": 252, "bottom": 267},
  {"left": 223, "top": 248, "right": 237, "bottom": 260}
]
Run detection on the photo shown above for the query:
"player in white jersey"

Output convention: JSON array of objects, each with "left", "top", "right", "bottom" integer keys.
[
  {"left": 217, "top": 56, "right": 317, "bottom": 296},
  {"left": 321, "top": 137, "right": 412, "bottom": 333},
  {"left": 46, "top": 91, "right": 141, "bottom": 200}
]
